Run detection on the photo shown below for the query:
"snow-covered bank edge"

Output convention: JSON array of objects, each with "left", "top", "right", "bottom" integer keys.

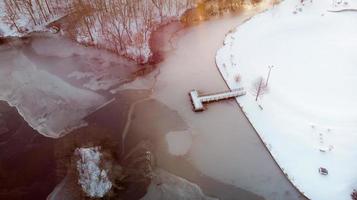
[
  {"left": 214, "top": 2, "right": 309, "bottom": 200},
  {"left": 216, "top": 0, "right": 357, "bottom": 199},
  {"left": 213, "top": 50, "right": 309, "bottom": 198},
  {"left": 213, "top": 62, "right": 308, "bottom": 199}
]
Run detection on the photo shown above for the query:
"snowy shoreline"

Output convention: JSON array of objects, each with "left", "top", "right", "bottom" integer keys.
[
  {"left": 216, "top": 0, "right": 357, "bottom": 199},
  {"left": 212, "top": 4, "right": 308, "bottom": 200},
  {"left": 214, "top": 58, "right": 308, "bottom": 198}
]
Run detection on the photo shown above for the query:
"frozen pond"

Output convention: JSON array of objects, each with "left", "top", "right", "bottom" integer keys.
[
  {"left": 148, "top": 10, "right": 307, "bottom": 200},
  {"left": 0, "top": 5, "right": 307, "bottom": 200},
  {"left": 0, "top": 35, "right": 137, "bottom": 138}
]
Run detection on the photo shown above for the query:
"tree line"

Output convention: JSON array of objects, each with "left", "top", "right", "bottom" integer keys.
[
  {"left": 3, "top": 0, "right": 72, "bottom": 32},
  {"left": 2, "top": 0, "right": 264, "bottom": 63}
]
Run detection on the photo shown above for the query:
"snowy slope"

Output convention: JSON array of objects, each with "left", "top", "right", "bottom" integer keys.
[
  {"left": 216, "top": 0, "right": 357, "bottom": 199},
  {"left": 0, "top": 0, "right": 195, "bottom": 63},
  {"left": 0, "top": 1, "right": 12, "bottom": 36},
  {"left": 0, "top": 0, "right": 66, "bottom": 37}
]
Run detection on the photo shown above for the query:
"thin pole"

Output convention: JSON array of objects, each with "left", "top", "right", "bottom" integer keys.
[
  {"left": 256, "top": 78, "right": 263, "bottom": 101},
  {"left": 266, "top": 65, "right": 274, "bottom": 86}
]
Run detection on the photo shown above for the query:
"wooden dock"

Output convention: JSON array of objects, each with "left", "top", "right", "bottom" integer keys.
[{"left": 189, "top": 88, "right": 246, "bottom": 112}]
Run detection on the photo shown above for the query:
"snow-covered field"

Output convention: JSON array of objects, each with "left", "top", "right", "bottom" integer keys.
[{"left": 216, "top": 0, "right": 357, "bottom": 199}]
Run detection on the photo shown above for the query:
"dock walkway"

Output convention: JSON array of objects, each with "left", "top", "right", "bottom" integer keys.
[{"left": 189, "top": 88, "right": 246, "bottom": 112}]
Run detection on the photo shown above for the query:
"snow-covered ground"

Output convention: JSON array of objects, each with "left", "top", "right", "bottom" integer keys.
[
  {"left": 75, "top": 147, "right": 112, "bottom": 198},
  {"left": 0, "top": 0, "right": 66, "bottom": 37},
  {"left": 0, "top": 1, "right": 12, "bottom": 36},
  {"left": 141, "top": 169, "right": 217, "bottom": 200},
  {"left": 216, "top": 0, "right": 357, "bottom": 199}
]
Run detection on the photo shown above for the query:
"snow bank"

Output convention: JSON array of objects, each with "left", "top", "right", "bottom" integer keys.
[
  {"left": 0, "top": 51, "right": 107, "bottom": 138},
  {"left": 75, "top": 147, "right": 112, "bottom": 198},
  {"left": 141, "top": 169, "right": 217, "bottom": 200},
  {"left": 165, "top": 130, "right": 193, "bottom": 156},
  {"left": 216, "top": 0, "right": 357, "bottom": 199}
]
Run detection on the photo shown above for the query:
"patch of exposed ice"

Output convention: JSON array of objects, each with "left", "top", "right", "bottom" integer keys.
[
  {"left": 141, "top": 169, "right": 217, "bottom": 200},
  {"left": 68, "top": 71, "right": 93, "bottom": 80},
  {"left": 30, "top": 37, "right": 136, "bottom": 92},
  {"left": 0, "top": 51, "right": 107, "bottom": 138},
  {"left": 110, "top": 69, "right": 159, "bottom": 94},
  {"left": 165, "top": 130, "right": 193, "bottom": 156}
]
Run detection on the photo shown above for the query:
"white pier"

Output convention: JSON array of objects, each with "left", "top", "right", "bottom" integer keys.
[{"left": 189, "top": 88, "right": 246, "bottom": 112}]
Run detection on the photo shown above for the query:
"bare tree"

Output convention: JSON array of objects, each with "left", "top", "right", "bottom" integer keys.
[
  {"left": 22, "top": 0, "right": 38, "bottom": 25},
  {"left": 34, "top": 0, "right": 48, "bottom": 22},
  {"left": 3, "top": 0, "right": 21, "bottom": 33},
  {"left": 151, "top": 0, "right": 165, "bottom": 22},
  {"left": 352, "top": 190, "right": 357, "bottom": 200},
  {"left": 252, "top": 77, "right": 269, "bottom": 101},
  {"left": 43, "top": 0, "right": 53, "bottom": 15}
]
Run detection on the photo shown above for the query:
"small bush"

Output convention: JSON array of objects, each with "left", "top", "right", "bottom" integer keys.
[{"left": 234, "top": 74, "right": 241, "bottom": 83}]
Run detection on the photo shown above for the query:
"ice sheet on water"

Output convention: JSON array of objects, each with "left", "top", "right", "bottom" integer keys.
[
  {"left": 0, "top": 50, "right": 107, "bottom": 138},
  {"left": 141, "top": 169, "right": 217, "bottom": 200}
]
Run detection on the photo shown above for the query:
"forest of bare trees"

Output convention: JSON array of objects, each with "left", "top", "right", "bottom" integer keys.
[
  {"left": 1, "top": 0, "right": 261, "bottom": 63},
  {"left": 2, "top": 0, "right": 196, "bottom": 62},
  {"left": 2, "top": 0, "right": 72, "bottom": 32},
  {"left": 68, "top": 0, "right": 196, "bottom": 62}
]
